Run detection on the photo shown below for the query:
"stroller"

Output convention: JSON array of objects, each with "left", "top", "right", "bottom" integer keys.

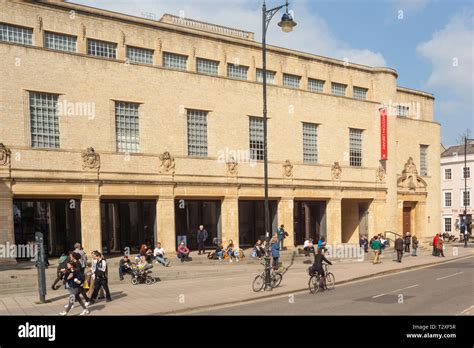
[{"left": 130, "top": 263, "right": 156, "bottom": 285}]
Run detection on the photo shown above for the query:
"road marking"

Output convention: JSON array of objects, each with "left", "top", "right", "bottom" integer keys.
[
  {"left": 460, "top": 305, "right": 474, "bottom": 315},
  {"left": 436, "top": 271, "right": 464, "bottom": 281},
  {"left": 372, "top": 284, "right": 419, "bottom": 298}
]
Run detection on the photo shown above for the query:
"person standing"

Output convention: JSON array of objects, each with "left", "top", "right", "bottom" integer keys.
[
  {"left": 277, "top": 224, "right": 286, "bottom": 250},
  {"left": 404, "top": 232, "right": 411, "bottom": 253},
  {"left": 432, "top": 234, "right": 440, "bottom": 256},
  {"left": 73, "top": 242, "right": 87, "bottom": 272},
  {"left": 395, "top": 236, "right": 404, "bottom": 263},
  {"left": 370, "top": 236, "right": 381, "bottom": 264},
  {"left": 90, "top": 252, "right": 111, "bottom": 304},
  {"left": 412, "top": 236, "right": 419, "bottom": 256},
  {"left": 271, "top": 235, "right": 280, "bottom": 270},
  {"left": 437, "top": 236, "right": 445, "bottom": 257},
  {"left": 197, "top": 225, "right": 208, "bottom": 255}
]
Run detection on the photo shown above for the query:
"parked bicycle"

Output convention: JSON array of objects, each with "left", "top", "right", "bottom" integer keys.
[
  {"left": 252, "top": 260, "right": 283, "bottom": 292},
  {"left": 308, "top": 264, "right": 335, "bottom": 294}
]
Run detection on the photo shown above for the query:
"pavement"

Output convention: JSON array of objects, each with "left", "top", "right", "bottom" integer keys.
[{"left": 0, "top": 243, "right": 472, "bottom": 316}]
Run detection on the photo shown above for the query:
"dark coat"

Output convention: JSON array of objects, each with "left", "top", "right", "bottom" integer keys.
[
  {"left": 395, "top": 237, "right": 404, "bottom": 251},
  {"left": 197, "top": 229, "right": 208, "bottom": 242}
]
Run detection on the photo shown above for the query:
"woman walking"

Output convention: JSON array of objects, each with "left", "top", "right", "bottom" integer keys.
[
  {"left": 271, "top": 235, "right": 280, "bottom": 270},
  {"left": 59, "top": 262, "right": 90, "bottom": 316}
]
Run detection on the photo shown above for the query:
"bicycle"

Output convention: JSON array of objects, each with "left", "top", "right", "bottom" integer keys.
[
  {"left": 308, "top": 264, "right": 335, "bottom": 294},
  {"left": 252, "top": 260, "right": 283, "bottom": 292}
]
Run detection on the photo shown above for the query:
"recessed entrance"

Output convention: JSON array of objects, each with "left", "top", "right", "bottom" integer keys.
[
  {"left": 238, "top": 200, "right": 278, "bottom": 247},
  {"left": 293, "top": 201, "right": 326, "bottom": 246}
]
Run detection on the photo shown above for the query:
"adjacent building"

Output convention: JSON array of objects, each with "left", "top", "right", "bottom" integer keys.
[{"left": 0, "top": 0, "right": 441, "bottom": 261}]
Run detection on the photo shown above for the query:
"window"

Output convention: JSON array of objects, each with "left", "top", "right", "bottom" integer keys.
[
  {"left": 397, "top": 105, "right": 410, "bottom": 117},
  {"left": 444, "top": 168, "right": 452, "bottom": 180},
  {"left": 283, "top": 74, "right": 301, "bottom": 88},
  {"left": 227, "top": 63, "right": 248, "bottom": 80},
  {"left": 0, "top": 23, "right": 33, "bottom": 45},
  {"left": 256, "top": 69, "right": 276, "bottom": 84},
  {"left": 163, "top": 52, "right": 188, "bottom": 70},
  {"left": 187, "top": 110, "right": 208, "bottom": 157},
  {"left": 444, "top": 192, "right": 452, "bottom": 207},
  {"left": 462, "top": 190, "right": 471, "bottom": 207},
  {"left": 115, "top": 102, "right": 140, "bottom": 153},
  {"left": 29, "top": 92, "right": 60, "bottom": 149},
  {"left": 196, "top": 58, "right": 219, "bottom": 76},
  {"left": 249, "top": 117, "right": 264, "bottom": 161},
  {"left": 87, "top": 39, "right": 116, "bottom": 59},
  {"left": 463, "top": 167, "right": 471, "bottom": 179},
  {"left": 126, "top": 46, "right": 153, "bottom": 65},
  {"left": 420, "top": 145, "right": 428, "bottom": 176},
  {"left": 331, "top": 82, "right": 347, "bottom": 96},
  {"left": 44, "top": 31, "right": 76, "bottom": 52},
  {"left": 444, "top": 217, "right": 452, "bottom": 233},
  {"left": 349, "top": 128, "right": 363, "bottom": 167},
  {"left": 303, "top": 123, "right": 318, "bottom": 163},
  {"left": 308, "top": 78, "right": 325, "bottom": 93},
  {"left": 353, "top": 86, "right": 368, "bottom": 100}
]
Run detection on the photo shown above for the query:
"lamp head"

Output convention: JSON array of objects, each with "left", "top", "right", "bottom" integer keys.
[{"left": 278, "top": 12, "right": 297, "bottom": 33}]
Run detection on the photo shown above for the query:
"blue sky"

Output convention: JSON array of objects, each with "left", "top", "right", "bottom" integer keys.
[{"left": 72, "top": 0, "right": 473, "bottom": 146}]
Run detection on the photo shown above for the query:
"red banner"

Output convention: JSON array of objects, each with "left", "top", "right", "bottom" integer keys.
[{"left": 380, "top": 108, "right": 388, "bottom": 160}]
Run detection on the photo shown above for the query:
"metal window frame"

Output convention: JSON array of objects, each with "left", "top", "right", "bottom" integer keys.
[
  {"left": 0, "top": 22, "right": 33, "bottom": 45},
  {"left": 349, "top": 128, "right": 363, "bottom": 167},
  {"left": 308, "top": 78, "right": 325, "bottom": 93},
  {"left": 444, "top": 191, "right": 452, "bottom": 207},
  {"left": 302, "top": 122, "right": 318, "bottom": 163},
  {"left": 283, "top": 73, "right": 301, "bottom": 88},
  {"left": 87, "top": 38, "right": 117, "bottom": 59},
  {"left": 44, "top": 31, "right": 77, "bottom": 52},
  {"left": 29, "top": 91, "right": 60, "bottom": 149},
  {"left": 420, "top": 145, "right": 428, "bottom": 176},
  {"left": 187, "top": 109, "right": 208, "bottom": 157},
  {"left": 249, "top": 116, "right": 264, "bottom": 161},
  {"left": 331, "top": 82, "right": 347, "bottom": 96},
  {"left": 256, "top": 69, "right": 276, "bottom": 84},
  {"left": 163, "top": 52, "right": 188, "bottom": 70},
  {"left": 227, "top": 63, "right": 249, "bottom": 80},
  {"left": 126, "top": 45, "right": 154, "bottom": 65},
  {"left": 115, "top": 101, "right": 140, "bottom": 153},
  {"left": 353, "top": 86, "right": 368, "bottom": 100},
  {"left": 196, "top": 57, "right": 219, "bottom": 76}
]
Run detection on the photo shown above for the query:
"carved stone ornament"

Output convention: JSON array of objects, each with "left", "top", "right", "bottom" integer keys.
[
  {"left": 81, "top": 23, "right": 86, "bottom": 40},
  {"left": 397, "top": 157, "right": 427, "bottom": 191},
  {"left": 159, "top": 151, "right": 175, "bottom": 174},
  {"left": 283, "top": 160, "right": 293, "bottom": 178},
  {"left": 226, "top": 156, "right": 238, "bottom": 175},
  {"left": 0, "top": 143, "right": 11, "bottom": 166},
  {"left": 81, "top": 147, "right": 100, "bottom": 170},
  {"left": 376, "top": 166, "right": 386, "bottom": 182},
  {"left": 331, "top": 162, "right": 342, "bottom": 180}
]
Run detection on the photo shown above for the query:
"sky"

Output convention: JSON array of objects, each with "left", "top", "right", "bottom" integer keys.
[{"left": 71, "top": 0, "right": 474, "bottom": 147}]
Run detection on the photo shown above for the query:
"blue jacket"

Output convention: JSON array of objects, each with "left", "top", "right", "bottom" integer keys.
[
  {"left": 197, "top": 229, "right": 208, "bottom": 242},
  {"left": 271, "top": 243, "right": 280, "bottom": 258}
]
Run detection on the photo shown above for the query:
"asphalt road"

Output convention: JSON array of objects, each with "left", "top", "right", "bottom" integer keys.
[{"left": 195, "top": 256, "right": 474, "bottom": 315}]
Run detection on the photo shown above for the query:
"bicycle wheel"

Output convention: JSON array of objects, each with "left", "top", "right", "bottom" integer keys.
[
  {"left": 325, "top": 272, "right": 335, "bottom": 290},
  {"left": 308, "top": 275, "right": 320, "bottom": 294},
  {"left": 271, "top": 273, "right": 282, "bottom": 288},
  {"left": 252, "top": 274, "right": 265, "bottom": 292}
]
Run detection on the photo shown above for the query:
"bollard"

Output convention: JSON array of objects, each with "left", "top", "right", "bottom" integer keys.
[{"left": 35, "top": 232, "right": 47, "bottom": 303}]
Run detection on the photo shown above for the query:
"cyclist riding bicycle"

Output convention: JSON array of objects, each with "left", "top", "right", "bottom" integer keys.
[{"left": 311, "top": 248, "right": 332, "bottom": 288}]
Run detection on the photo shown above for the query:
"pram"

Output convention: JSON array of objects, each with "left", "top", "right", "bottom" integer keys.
[{"left": 130, "top": 263, "right": 156, "bottom": 285}]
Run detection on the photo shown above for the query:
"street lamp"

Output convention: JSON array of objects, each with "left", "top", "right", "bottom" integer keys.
[
  {"left": 462, "top": 135, "right": 473, "bottom": 247},
  {"left": 261, "top": 0, "right": 296, "bottom": 291}
]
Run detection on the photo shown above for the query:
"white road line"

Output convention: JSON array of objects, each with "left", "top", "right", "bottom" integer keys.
[
  {"left": 436, "top": 271, "right": 464, "bottom": 281},
  {"left": 372, "top": 284, "right": 419, "bottom": 298}
]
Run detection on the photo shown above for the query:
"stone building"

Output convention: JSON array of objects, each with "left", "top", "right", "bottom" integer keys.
[{"left": 0, "top": 0, "right": 441, "bottom": 261}]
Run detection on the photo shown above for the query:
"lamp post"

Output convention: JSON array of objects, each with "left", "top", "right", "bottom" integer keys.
[
  {"left": 462, "top": 135, "right": 473, "bottom": 246},
  {"left": 261, "top": 0, "right": 296, "bottom": 290}
]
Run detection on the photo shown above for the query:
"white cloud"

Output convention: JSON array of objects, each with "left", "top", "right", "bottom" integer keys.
[{"left": 70, "top": 0, "right": 387, "bottom": 67}]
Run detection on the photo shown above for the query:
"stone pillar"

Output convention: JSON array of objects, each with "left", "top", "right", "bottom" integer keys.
[
  {"left": 326, "top": 198, "right": 342, "bottom": 244},
  {"left": 80, "top": 195, "right": 102, "bottom": 254},
  {"left": 368, "top": 199, "right": 384, "bottom": 238},
  {"left": 156, "top": 196, "right": 176, "bottom": 252},
  {"left": 415, "top": 201, "right": 427, "bottom": 238},
  {"left": 0, "top": 181, "right": 15, "bottom": 264},
  {"left": 277, "top": 198, "right": 294, "bottom": 248},
  {"left": 304, "top": 202, "right": 311, "bottom": 240},
  {"left": 221, "top": 196, "right": 239, "bottom": 247}
]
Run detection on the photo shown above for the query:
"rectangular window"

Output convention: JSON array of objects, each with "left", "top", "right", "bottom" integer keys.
[
  {"left": 397, "top": 105, "right": 410, "bottom": 117},
  {"left": 249, "top": 116, "right": 264, "bottom": 161},
  {"left": 187, "top": 110, "right": 208, "bottom": 157},
  {"left": 256, "top": 69, "right": 276, "bottom": 84},
  {"left": 0, "top": 23, "right": 33, "bottom": 45},
  {"left": 444, "top": 168, "right": 452, "bottom": 180},
  {"left": 303, "top": 122, "right": 318, "bottom": 163},
  {"left": 163, "top": 52, "right": 188, "bottom": 70},
  {"left": 349, "top": 128, "right": 363, "bottom": 167},
  {"left": 463, "top": 166, "right": 471, "bottom": 179},
  {"left": 444, "top": 192, "right": 452, "bottom": 207},
  {"left": 196, "top": 58, "right": 219, "bottom": 76},
  {"left": 126, "top": 46, "right": 153, "bottom": 65},
  {"left": 227, "top": 63, "right": 248, "bottom": 80},
  {"left": 420, "top": 145, "right": 428, "bottom": 176},
  {"left": 353, "top": 86, "right": 368, "bottom": 100},
  {"left": 283, "top": 73, "right": 301, "bottom": 88},
  {"left": 462, "top": 191, "right": 471, "bottom": 207},
  {"left": 115, "top": 102, "right": 140, "bottom": 153},
  {"left": 331, "top": 82, "right": 347, "bottom": 96},
  {"left": 87, "top": 39, "right": 117, "bottom": 59},
  {"left": 44, "top": 31, "right": 76, "bottom": 52},
  {"left": 29, "top": 92, "right": 60, "bottom": 149},
  {"left": 308, "top": 78, "right": 325, "bottom": 93},
  {"left": 444, "top": 217, "right": 452, "bottom": 233}
]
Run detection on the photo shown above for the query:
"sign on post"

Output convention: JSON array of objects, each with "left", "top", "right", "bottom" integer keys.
[{"left": 35, "top": 232, "right": 47, "bottom": 303}]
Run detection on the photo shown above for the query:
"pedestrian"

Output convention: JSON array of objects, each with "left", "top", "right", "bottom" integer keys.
[
  {"left": 464, "top": 229, "right": 469, "bottom": 248},
  {"left": 89, "top": 252, "right": 112, "bottom": 304},
  {"left": 411, "top": 236, "right": 418, "bottom": 256},
  {"left": 370, "top": 236, "right": 381, "bottom": 264},
  {"left": 197, "top": 225, "right": 208, "bottom": 255},
  {"left": 432, "top": 234, "right": 439, "bottom": 256},
  {"left": 177, "top": 241, "right": 190, "bottom": 263},
  {"left": 153, "top": 242, "right": 170, "bottom": 266},
  {"left": 317, "top": 237, "right": 327, "bottom": 253},
  {"left": 271, "top": 235, "right": 280, "bottom": 270},
  {"left": 277, "top": 224, "right": 287, "bottom": 250},
  {"left": 404, "top": 232, "right": 411, "bottom": 253},
  {"left": 69, "top": 251, "right": 90, "bottom": 304},
  {"left": 437, "top": 237, "right": 445, "bottom": 257},
  {"left": 86, "top": 251, "right": 104, "bottom": 300},
  {"left": 59, "top": 262, "right": 90, "bottom": 316},
  {"left": 73, "top": 242, "right": 87, "bottom": 272},
  {"left": 395, "top": 236, "right": 404, "bottom": 263}
]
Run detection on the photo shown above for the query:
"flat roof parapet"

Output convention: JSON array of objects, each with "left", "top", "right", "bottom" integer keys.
[{"left": 160, "top": 13, "right": 255, "bottom": 41}]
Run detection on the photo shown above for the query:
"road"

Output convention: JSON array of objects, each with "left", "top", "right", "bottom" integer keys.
[{"left": 194, "top": 256, "right": 474, "bottom": 315}]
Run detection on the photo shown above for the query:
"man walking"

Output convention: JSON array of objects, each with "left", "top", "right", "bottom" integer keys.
[
  {"left": 90, "top": 252, "right": 111, "bottom": 304},
  {"left": 277, "top": 224, "right": 286, "bottom": 250},
  {"left": 395, "top": 236, "right": 404, "bottom": 263},
  {"left": 197, "top": 225, "right": 208, "bottom": 255},
  {"left": 404, "top": 232, "right": 411, "bottom": 253},
  {"left": 370, "top": 236, "right": 381, "bottom": 264}
]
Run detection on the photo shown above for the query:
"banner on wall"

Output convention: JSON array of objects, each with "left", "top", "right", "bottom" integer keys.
[{"left": 380, "top": 107, "right": 388, "bottom": 160}]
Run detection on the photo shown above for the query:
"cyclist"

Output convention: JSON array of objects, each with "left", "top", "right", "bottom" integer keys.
[{"left": 312, "top": 248, "right": 332, "bottom": 289}]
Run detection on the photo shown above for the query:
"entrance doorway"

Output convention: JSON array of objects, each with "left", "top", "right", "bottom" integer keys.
[
  {"left": 293, "top": 201, "right": 326, "bottom": 246},
  {"left": 358, "top": 202, "right": 369, "bottom": 238},
  {"left": 238, "top": 200, "right": 278, "bottom": 247},
  {"left": 403, "top": 205, "right": 412, "bottom": 235}
]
